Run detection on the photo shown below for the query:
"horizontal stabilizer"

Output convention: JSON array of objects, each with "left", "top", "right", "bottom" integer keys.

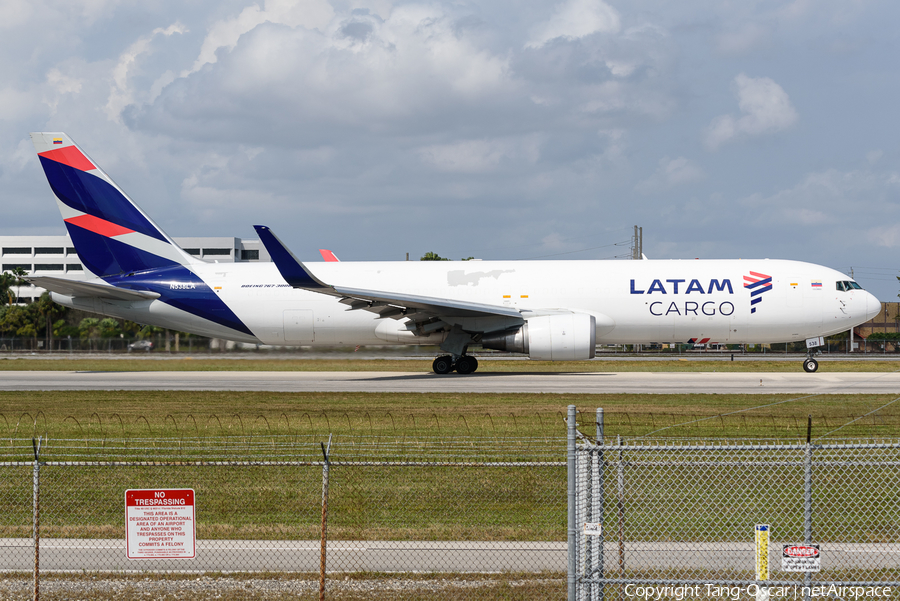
[{"left": 27, "top": 276, "right": 161, "bottom": 301}]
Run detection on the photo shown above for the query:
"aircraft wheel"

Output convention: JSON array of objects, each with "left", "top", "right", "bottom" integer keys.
[
  {"left": 455, "top": 356, "right": 476, "bottom": 374},
  {"left": 803, "top": 358, "right": 819, "bottom": 373},
  {"left": 433, "top": 355, "right": 454, "bottom": 374}
]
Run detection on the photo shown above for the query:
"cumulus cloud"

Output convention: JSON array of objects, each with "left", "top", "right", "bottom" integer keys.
[
  {"left": 418, "top": 136, "right": 541, "bottom": 173},
  {"left": 127, "top": 5, "right": 516, "bottom": 144},
  {"left": 526, "top": 0, "right": 621, "bottom": 49},
  {"left": 705, "top": 74, "right": 798, "bottom": 149},
  {"left": 184, "top": 0, "right": 334, "bottom": 76},
  {"left": 105, "top": 22, "right": 187, "bottom": 122},
  {"left": 715, "top": 22, "right": 773, "bottom": 54},
  {"left": 635, "top": 156, "right": 704, "bottom": 193},
  {"left": 3, "top": 0, "right": 898, "bottom": 296},
  {"left": 740, "top": 169, "right": 900, "bottom": 230}
]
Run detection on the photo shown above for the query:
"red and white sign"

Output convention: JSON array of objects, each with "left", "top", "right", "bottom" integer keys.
[
  {"left": 126, "top": 489, "right": 196, "bottom": 559},
  {"left": 782, "top": 544, "right": 820, "bottom": 572},
  {"left": 784, "top": 545, "right": 819, "bottom": 558}
]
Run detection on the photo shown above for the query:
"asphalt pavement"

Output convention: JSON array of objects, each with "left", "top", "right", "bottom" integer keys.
[{"left": 3, "top": 369, "right": 900, "bottom": 394}]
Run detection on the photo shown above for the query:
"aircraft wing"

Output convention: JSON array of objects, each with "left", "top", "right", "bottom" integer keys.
[
  {"left": 27, "top": 276, "right": 161, "bottom": 301},
  {"left": 254, "top": 225, "right": 522, "bottom": 320}
]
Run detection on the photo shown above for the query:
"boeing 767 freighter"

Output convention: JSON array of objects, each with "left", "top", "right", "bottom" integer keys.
[{"left": 25, "top": 132, "right": 880, "bottom": 373}]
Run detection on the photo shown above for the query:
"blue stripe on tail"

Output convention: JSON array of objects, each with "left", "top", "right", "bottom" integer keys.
[
  {"left": 66, "top": 224, "right": 179, "bottom": 277},
  {"left": 40, "top": 156, "right": 168, "bottom": 242}
]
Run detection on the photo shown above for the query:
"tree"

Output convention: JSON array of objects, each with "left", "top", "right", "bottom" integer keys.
[
  {"left": 0, "top": 305, "right": 25, "bottom": 336},
  {"left": 0, "top": 303, "right": 42, "bottom": 349},
  {"left": 0, "top": 271, "right": 19, "bottom": 305},
  {"left": 8, "top": 267, "right": 27, "bottom": 304},
  {"left": 79, "top": 317, "right": 100, "bottom": 351},
  {"left": 98, "top": 318, "right": 121, "bottom": 338},
  {"left": 35, "top": 293, "right": 66, "bottom": 350},
  {"left": 53, "top": 319, "right": 77, "bottom": 339},
  {"left": 121, "top": 320, "right": 144, "bottom": 338},
  {"left": 420, "top": 253, "right": 475, "bottom": 261}
]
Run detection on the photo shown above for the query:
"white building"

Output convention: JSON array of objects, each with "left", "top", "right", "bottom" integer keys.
[{"left": 1, "top": 235, "right": 270, "bottom": 302}]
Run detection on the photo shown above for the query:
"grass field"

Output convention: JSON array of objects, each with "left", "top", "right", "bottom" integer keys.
[
  {"left": 2, "top": 390, "right": 899, "bottom": 442},
  {"left": 2, "top": 356, "right": 900, "bottom": 372},
  {"left": 1, "top": 390, "right": 898, "bottom": 543}
]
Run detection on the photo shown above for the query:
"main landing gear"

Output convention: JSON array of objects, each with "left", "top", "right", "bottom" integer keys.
[{"left": 432, "top": 354, "right": 479, "bottom": 374}]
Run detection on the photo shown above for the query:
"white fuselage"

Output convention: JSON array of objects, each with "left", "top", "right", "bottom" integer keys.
[{"left": 54, "top": 258, "right": 881, "bottom": 347}]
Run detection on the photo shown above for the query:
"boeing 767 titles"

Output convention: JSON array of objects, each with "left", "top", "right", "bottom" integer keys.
[{"left": 24, "top": 132, "right": 880, "bottom": 373}]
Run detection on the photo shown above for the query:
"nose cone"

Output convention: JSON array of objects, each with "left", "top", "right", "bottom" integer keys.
[{"left": 866, "top": 291, "right": 882, "bottom": 321}]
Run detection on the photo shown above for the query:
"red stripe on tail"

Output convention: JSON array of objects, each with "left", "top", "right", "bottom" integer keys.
[
  {"left": 65, "top": 214, "right": 134, "bottom": 238},
  {"left": 38, "top": 146, "right": 96, "bottom": 172}
]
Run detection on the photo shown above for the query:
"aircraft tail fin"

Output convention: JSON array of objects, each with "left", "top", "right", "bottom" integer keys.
[{"left": 30, "top": 132, "right": 200, "bottom": 278}]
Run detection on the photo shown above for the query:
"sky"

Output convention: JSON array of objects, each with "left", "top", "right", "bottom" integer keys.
[{"left": 1, "top": 0, "right": 899, "bottom": 300}]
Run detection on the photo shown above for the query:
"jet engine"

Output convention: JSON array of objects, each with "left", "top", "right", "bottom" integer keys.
[{"left": 481, "top": 313, "right": 597, "bottom": 360}]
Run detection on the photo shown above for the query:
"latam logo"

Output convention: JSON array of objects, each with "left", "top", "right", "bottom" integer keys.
[
  {"left": 630, "top": 279, "right": 733, "bottom": 295},
  {"left": 744, "top": 271, "right": 772, "bottom": 314}
]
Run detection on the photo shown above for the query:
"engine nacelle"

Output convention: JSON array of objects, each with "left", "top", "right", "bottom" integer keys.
[{"left": 481, "top": 313, "right": 596, "bottom": 360}]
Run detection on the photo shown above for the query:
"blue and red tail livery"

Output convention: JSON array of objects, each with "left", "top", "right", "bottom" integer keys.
[
  {"left": 30, "top": 132, "right": 252, "bottom": 338},
  {"left": 30, "top": 132, "right": 196, "bottom": 278}
]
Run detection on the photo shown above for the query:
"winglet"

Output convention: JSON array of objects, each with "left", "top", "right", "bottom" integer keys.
[
  {"left": 319, "top": 249, "right": 340, "bottom": 262},
  {"left": 253, "top": 225, "right": 332, "bottom": 290}
]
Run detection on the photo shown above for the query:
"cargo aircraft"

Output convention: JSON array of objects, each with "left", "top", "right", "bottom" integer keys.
[{"left": 25, "top": 132, "right": 880, "bottom": 374}]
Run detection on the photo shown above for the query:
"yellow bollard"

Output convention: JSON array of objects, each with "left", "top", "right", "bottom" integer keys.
[{"left": 755, "top": 524, "right": 769, "bottom": 601}]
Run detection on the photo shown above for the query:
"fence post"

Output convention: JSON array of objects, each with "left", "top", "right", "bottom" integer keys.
[
  {"left": 567, "top": 405, "right": 577, "bottom": 601},
  {"left": 32, "top": 436, "right": 42, "bottom": 601},
  {"left": 594, "top": 408, "right": 604, "bottom": 601},
  {"left": 617, "top": 434, "right": 624, "bottom": 576},
  {"left": 803, "top": 418, "right": 813, "bottom": 601},
  {"left": 320, "top": 434, "right": 332, "bottom": 601}
]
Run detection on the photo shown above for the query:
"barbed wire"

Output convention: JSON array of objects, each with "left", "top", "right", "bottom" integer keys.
[{"left": 5, "top": 407, "right": 900, "bottom": 452}]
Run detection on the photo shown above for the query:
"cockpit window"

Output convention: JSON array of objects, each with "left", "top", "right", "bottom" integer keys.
[{"left": 836, "top": 280, "right": 863, "bottom": 291}]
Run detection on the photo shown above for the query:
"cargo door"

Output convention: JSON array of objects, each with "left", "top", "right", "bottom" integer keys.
[{"left": 284, "top": 310, "right": 314, "bottom": 343}]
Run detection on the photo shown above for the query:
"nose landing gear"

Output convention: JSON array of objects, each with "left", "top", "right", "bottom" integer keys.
[{"left": 803, "top": 336, "right": 824, "bottom": 373}]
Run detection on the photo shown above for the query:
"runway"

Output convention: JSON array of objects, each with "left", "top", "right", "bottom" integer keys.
[{"left": 3, "top": 370, "right": 900, "bottom": 394}]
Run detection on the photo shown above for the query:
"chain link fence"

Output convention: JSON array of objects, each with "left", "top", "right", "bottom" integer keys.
[
  {"left": 5, "top": 410, "right": 900, "bottom": 600},
  {"left": 0, "top": 434, "right": 566, "bottom": 600},
  {"left": 568, "top": 406, "right": 900, "bottom": 601}
]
